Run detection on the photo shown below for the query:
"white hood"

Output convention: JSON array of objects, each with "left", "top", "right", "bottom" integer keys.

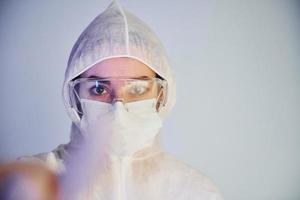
[{"left": 62, "top": 0, "right": 176, "bottom": 128}]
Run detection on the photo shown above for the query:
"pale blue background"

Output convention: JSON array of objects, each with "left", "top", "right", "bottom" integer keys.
[{"left": 0, "top": 1, "right": 300, "bottom": 200}]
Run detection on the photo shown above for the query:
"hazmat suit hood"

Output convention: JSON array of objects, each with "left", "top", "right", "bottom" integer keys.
[
  {"left": 62, "top": 1, "right": 176, "bottom": 126},
  {"left": 62, "top": 1, "right": 176, "bottom": 151}
]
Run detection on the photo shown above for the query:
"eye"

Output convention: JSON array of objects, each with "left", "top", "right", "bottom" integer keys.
[
  {"left": 128, "top": 81, "right": 150, "bottom": 95},
  {"left": 131, "top": 85, "right": 146, "bottom": 94},
  {"left": 90, "top": 82, "right": 108, "bottom": 95}
]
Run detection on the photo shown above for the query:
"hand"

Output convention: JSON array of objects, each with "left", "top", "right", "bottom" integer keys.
[{"left": 0, "top": 161, "right": 59, "bottom": 200}]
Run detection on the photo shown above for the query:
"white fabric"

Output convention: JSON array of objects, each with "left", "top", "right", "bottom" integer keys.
[
  {"left": 79, "top": 98, "right": 162, "bottom": 157},
  {"left": 62, "top": 0, "right": 176, "bottom": 125},
  {"left": 33, "top": 134, "right": 224, "bottom": 200},
  {"left": 22, "top": 1, "right": 223, "bottom": 199}
]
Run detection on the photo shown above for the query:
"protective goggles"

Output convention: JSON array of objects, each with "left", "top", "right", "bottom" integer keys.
[{"left": 68, "top": 77, "right": 167, "bottom": 114}]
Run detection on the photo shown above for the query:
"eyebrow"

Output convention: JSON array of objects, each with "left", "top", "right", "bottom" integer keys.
[
  {"left": 86, "top": 75, "right": 105, "bottom": 79},
  {"left": 86, "top": 75, "right": 153, "bottom": 79}
]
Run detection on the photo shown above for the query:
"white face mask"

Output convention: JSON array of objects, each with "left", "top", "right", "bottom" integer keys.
[{"left": 79, "top": 98, "right": 163, "bottom": 157}]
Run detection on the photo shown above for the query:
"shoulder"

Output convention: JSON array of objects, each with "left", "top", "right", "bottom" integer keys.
[
  {"left": 159, "top": 153, "right": 224, "bottom": 200},
  {"left": 17, "top": 145, "right": 67, "bottom": 174}
]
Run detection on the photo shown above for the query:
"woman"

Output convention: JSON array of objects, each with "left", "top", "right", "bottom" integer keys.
[{"left": 22, "top": 1, "right": 223, "bottom": 199}]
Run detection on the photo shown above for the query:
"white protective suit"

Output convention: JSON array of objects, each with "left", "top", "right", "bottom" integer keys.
[{"left": 22, "top": 1, "right": 224, "bottom": 200}]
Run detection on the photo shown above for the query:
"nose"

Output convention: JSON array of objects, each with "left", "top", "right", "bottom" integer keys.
[
  {"left": 111, "top": 88, "right": 124, "bottom": 103},
  {"left": 110, "top": 81, "right": 125, "bottom": 103},
  {"left": 109, "top": 84, "right": 129, "bottom": 111},
  {"left": 111, "top": 98, "right": 129, "bottom": 112}
]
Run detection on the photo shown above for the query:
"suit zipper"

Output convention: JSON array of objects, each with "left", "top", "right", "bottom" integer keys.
[{"left": 117, "top": 157, "right": 129, "bottom": 200}]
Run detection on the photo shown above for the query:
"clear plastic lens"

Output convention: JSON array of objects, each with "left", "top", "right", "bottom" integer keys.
[{"left": 69, "top": 77, "right": 167, "bottom": 114}]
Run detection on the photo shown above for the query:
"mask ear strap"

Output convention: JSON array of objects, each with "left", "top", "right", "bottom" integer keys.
[
  {"left": 70, "top": 108, "right": 81, "bottom": 124},
  {"left": 163, "top": 80, "right": 168, "bottom": 107},
  {"left": 157, "top": 79, "right": 168, "bottom": 105},
  {"left": 69, "top": 81, "right": 84, "bottom": 115},
  {"left": 68, "top": 81, "right": 83, "bottom": 122},
  {"left": 156, "top": 85, "right": 166, "bottom": 112}
]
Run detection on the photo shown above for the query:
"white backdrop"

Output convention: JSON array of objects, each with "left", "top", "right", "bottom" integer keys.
[{"left": 0, "top": 1, "right": 299, "bottom": 200}]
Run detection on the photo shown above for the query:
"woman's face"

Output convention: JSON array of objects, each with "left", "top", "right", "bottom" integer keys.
[{"left": 81, "top": 57, "right": 156, "bottom": 79}]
